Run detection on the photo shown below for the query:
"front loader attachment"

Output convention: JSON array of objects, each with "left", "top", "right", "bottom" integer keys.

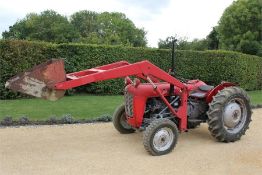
[
  {"left": 5, "top": 58, "right": 189, "bottom": 130},
  {"left": 5, "top": 59, "right": 66, "bottom": 101}
]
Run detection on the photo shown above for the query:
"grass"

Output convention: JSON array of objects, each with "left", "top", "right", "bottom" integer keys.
[
  {"left": 247, "top": 90, "right": 262, "bottom": 105},
  {"left": 0, "top": 95, "right": 123, "bottom": 120},
  {"left": 0, "top": 90, "right": 261, "bottom": 121}
]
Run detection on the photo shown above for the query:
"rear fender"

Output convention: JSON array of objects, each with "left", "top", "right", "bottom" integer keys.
[{"left": 206, "top": 82, "right": 236, "bottom": 103}]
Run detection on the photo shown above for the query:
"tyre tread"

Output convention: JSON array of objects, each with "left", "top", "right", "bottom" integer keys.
[
  {"left": 207, "top": 86, "right": 251, "bottom": 142},
  {"left": 113, "top": 104, "right": 135, "bottom": 134},
  {"left": 143, "top": 118, "right": 178, "bottom": 156}
]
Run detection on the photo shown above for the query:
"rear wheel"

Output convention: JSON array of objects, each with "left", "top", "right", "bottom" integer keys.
[
  {"left": 113, "top": 104, "right": 135, "bottom": 134},
  {"left": 207, "top": 86, "right": 252, "bottom": 142},
  {"left": 143, "top": 118, "right": 178, "bottom": 156}
]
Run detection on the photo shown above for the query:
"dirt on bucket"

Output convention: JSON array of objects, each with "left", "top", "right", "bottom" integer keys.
[{"left": 5, "top": 59, "right": 66, "bottom": 101}]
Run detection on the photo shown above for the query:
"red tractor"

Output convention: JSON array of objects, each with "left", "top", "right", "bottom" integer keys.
[{"left": 6, "top": 43, "right": 252, "bottom": 156}]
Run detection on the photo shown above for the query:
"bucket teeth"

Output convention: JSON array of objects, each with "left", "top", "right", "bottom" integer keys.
[{"left": 5, "top": 59, "right": 66, "bottom": 101}]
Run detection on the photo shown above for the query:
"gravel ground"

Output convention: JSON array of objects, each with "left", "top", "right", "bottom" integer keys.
[{"left": 0, "top": 109, "right": 262, "bottom": 175}]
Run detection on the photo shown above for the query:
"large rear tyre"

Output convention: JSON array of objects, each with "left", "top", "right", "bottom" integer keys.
[
  {"left": 143, "top": 118, "right": 178, "bottom": 156},
  {"left": 207, "top": 86, "right": 252, "bottom": 142},
  {"left": 113, "top": 104, "right": 135, "bottom": 134}
]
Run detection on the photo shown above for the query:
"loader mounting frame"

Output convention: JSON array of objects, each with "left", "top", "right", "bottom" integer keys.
[{"left": 54, "top": 60, "right": 188, "bottom": 131}]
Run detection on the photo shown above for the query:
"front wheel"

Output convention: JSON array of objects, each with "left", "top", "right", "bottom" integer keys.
[
  {"left": 143, "top": 118, "right": 179, "bottom": 156},
  {"left": 207, "top": 86, "right": 252, "bottom": 142},
  {"left": 113, "top": 104, "right": 135, "bottom": 134}
]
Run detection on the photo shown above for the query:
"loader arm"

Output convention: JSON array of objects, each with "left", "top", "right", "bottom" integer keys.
[{"left": 55, "top": 60, "right": 186, "bottom": 90}]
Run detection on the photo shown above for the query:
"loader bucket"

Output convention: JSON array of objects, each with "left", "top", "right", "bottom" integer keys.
[{"left": 5, "top": 59, "right": 66, "bottom": 101}]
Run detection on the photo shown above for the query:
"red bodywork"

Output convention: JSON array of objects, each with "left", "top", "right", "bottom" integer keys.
[
  {"left": 125, "top": 80, "right": 207, "bottom": 129},
  {"left": 53, "top": 60, "right": 234, "bottom": 131}
]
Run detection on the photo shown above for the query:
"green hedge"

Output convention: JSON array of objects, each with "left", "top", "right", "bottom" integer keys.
[{"left": 1, "top": 40, "right": 261, "bottom": 99}]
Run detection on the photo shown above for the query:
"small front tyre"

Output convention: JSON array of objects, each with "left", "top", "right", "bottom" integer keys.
[
  {"left": 143, "top": 118, "right": 179, "bottom": 156},
  {"left": 113, "top": 104, "right": 135, "bottom": 134}
]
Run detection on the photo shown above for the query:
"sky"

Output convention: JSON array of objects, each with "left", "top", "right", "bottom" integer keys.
[{"left": 0, "top": 0, "right": 234, "bottom": 47}]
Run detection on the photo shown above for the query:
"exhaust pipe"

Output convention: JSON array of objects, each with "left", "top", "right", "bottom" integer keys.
[{"left": 5, "top": 59, "right": 66, "bottom": 101}]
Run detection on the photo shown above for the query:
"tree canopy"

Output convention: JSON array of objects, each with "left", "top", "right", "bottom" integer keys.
[
  {"left": 70, "top": 11, "right": 147, "bottom": 47},
  {"left": 2, "top": 10, "right": 147, "bottom": 47},
  {"left": 2, "top": 10, "right": 79, "bottom": 43},
  {"left": 158, "top": 36, "right": 208, "bottom": 51},
  {"left": 217, "top": 0, "right": 262, "bottom": 56},
  {"left": 206, "top": 27, "right": 219, "bottom": 50},
  {"left": 158, "top": 0, "right": 261, "bottom": 55}
]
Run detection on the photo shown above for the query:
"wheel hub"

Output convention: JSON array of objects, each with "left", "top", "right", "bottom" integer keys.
[
  {"left": 153, "top": 127, "right": 174, "bottom": 152},
  {"left": 223, "top": 102, "right": 241, "bottom": 128}
]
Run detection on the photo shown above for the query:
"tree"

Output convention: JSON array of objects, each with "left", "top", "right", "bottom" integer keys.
[
  {"left": 3, "top": 10, "right": 147, "bottom": 47},
  {"left": 179, "top": 39, "right": 208, "bottom": 51},
  {"left": 158, "top": 36, "right": 177, "bottom": 49},
  {"left": 70, "top": 11, "right": 147, "bottom": 47},
  {"left": 207, "top": 27, "right": 219, "bottom": 50},
  {"left": 158, "top": 36, "right": 208, "bottom": 51},
  {"left": 2, "top": 10, "right": 79, "bottom": 43},
  {"left": 217, "top": 0, "right": 262, "bottom": 56},
  {"left": 70, "top": 10, "right": 98, "bottom": 38}
]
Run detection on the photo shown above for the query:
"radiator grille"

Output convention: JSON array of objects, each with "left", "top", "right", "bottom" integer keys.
[{"left": 124, "top": 91, "right": 133, "bottom": 116}]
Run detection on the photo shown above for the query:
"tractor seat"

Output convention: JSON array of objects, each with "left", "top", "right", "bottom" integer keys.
[
  {"left": 198, "top": 85, "right": 214, "bottom": 91},
  {"left": 190, "top": 92, "right": 207, "bottom": 98}
]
